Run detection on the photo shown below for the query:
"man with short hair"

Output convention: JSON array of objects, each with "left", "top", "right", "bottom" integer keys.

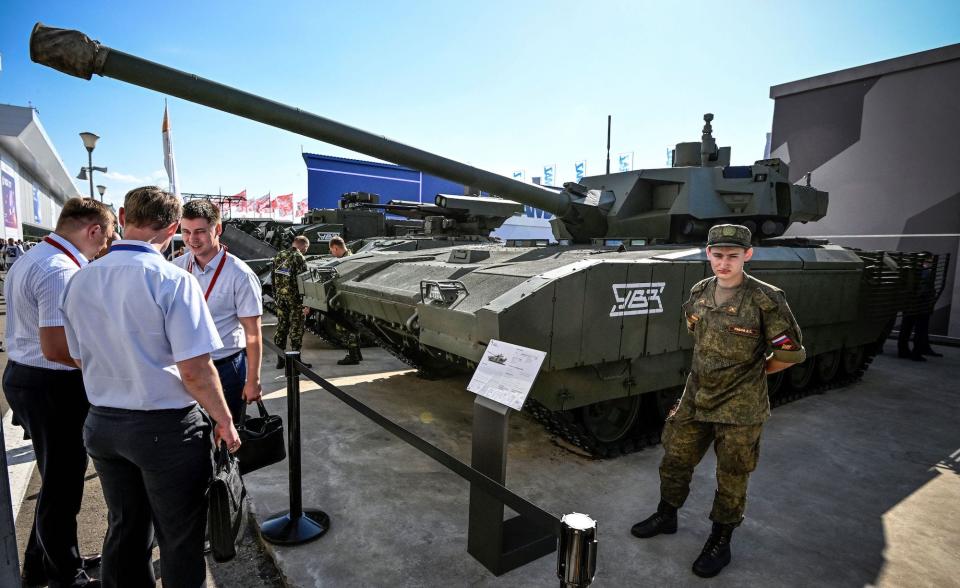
[
  {"left": 327, "top": 236, "right": 363, "bottom": 365},
  {"left": 631, "top": 224, "right": 805, "bottom": 578},
  {"left": 3, "top": 197, "right": 115, "bottom": 587},
  {"left": 271, "top": 235, "right": 311, "bottom": 369},
  {"left": 328, "top": 235, "right": 349, "bottom": 259},
  {"left": 61, "top": 186, "right": 240, "bottom": 587},
  {"left": 175, "top": 199, "right": 263, "bottom": 424}
]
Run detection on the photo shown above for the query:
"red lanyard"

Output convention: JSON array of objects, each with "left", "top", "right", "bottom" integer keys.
[
  {"left": 188, "top": 247, "right": 229, "bottom": 300},
  {"left": 43, "top": 236, "right": 82, "bottom": 268}
]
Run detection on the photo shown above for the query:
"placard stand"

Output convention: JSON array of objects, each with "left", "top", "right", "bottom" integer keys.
[{"left": 467, "top": 396, "right": 555, "bottom": 575}]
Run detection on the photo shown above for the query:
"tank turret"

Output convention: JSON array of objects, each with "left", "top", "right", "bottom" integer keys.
[{"left": 30, "top": 23, "right": 824, "bottom": 246}]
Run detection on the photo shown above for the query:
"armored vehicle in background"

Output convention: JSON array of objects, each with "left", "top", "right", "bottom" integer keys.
[
  {"left": 299, "top": 192, "right": 523, "bottom": 346},
  {"left": 30, "top": 24, "right": 948, "bottom": 456}
]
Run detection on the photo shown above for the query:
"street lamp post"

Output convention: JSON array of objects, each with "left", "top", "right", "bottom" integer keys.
[
  {"left": 97, "top": 185, "right": 107, "bottom": 201},
  {"left": 79, "top": 132, "right": 99, "bottom": 200}
]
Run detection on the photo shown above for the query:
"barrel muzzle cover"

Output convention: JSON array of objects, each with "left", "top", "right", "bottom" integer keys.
[{"left": 30, "top": 23, "right": 109, "bottom": 80}]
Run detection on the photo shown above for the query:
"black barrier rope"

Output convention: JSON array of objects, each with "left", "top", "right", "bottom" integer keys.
[{"left": 261, "top": 338, "right": 562, "bottom": 536}]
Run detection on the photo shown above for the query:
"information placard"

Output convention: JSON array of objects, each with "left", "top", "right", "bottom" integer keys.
[{"left": 467, "top": 339, "right": 546, "bottom": 411}]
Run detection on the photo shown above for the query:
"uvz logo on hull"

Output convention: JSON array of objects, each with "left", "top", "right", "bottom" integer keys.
[{"left": 610, "top": 282, "right": 666, "bottom": 317}]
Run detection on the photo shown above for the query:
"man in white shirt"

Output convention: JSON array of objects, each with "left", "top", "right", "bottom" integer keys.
[
  {"left": 61, "top": 186, "right": 241, "bottom": 588},
  {"left": 175, "top": 199, "right": 263, "bottom": 423},
  {"left": 3, "top": 197, "right": 115, "bottom": 587}
]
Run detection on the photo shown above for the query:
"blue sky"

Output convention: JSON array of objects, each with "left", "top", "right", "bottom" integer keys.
[{"left": 1, "top": 0, "right": 958, "bottom": 209}]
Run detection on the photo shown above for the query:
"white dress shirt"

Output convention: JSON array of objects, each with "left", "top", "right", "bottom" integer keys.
[
  {"left": 173, "top": 247, "right": 263, "bottom": 360},
  {"left": 61, "top": 239, "right": 223, "bottom": 410},
  {"left": 3, "top": 233, "right": 88, "bottom": 371}
]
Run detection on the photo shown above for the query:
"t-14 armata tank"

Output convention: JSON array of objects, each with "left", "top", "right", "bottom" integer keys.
[{"left": 30, "top": 24, "right": 949, "bottom": 456}]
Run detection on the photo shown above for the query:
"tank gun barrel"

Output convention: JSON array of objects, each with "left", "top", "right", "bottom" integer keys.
[{"left": 29, "top": 23, "right": 570, "bottom": 217}]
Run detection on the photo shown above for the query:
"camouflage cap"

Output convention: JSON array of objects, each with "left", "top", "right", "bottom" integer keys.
[{"left": 707, "top": 224, "right": 752, "bottom": 248}]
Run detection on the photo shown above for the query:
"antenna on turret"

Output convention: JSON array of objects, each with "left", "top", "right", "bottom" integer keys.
[
  {"left": 606, "top": 115, "right": 612, "bottom": 174},
  {"left": 700, "top": 113, "right": 717, "bottom": 167}
]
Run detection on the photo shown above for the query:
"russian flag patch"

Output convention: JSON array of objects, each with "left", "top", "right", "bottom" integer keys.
[{"left": 772, "top": 334, "right": 792, "bottom": 347}]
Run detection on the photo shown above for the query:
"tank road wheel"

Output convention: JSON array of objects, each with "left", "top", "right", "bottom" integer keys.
[
  {"left": 579, "top": 396, "right": 642, "bottom": 454},
  {"left": 785, "top": 356, "right": 816, "bottom": 398},
  {"left": 840, "top": 346, "right": 866, "bottom": 377},
  {"left": 815, "top": 350, "right": 841, "bottom": 385}
]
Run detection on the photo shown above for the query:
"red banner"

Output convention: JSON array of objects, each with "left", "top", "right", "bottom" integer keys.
[
  {"left": 232, "top": 189, "right": 247, "bottom": 200},
  {"left": 274, "top": 193, "right": 293, "bottom": 219},
  {"left": 255, "top": 194, "right": 271, "bottom": 215},
  {"left": 296, "top": 198, "right": 308, "bottom": 218}
]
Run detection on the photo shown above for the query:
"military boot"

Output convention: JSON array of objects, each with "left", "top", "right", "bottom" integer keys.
[
  {"left": 630, "top": 499, "right": 678, "bottom": 538},
  {"left": 692, "top": 522, "right": 736, "bottom": 578},
  {"left": 337, "top": 348, "right": 360, "bottom": 365},
  {"left": 275, "top": 354, "right": 286, "bottom": 370}
]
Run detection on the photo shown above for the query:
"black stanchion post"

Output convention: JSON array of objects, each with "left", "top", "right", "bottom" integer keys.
[
  {"left": 260, "top": 350, "right": 330, "bottom": 545},
  {"left": 287, "top": 350, "right": 303, "bottom": 520}
]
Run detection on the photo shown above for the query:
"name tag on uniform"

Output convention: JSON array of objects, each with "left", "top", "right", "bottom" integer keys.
[{"left": 727, "top": 325, "right": 760, "bottom": 338}]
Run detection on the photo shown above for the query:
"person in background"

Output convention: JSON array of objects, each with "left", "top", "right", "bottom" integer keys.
[
  {"left": 61, "top": 186, "right": 240, "bottom": 587},
  {"left": 3, "top": 197, "right": 115, "bottom": 587},
  {"left": 327, "top": 236, "right": 363, "bottom": 366},
  {"left": 271, "top": 235, "right": 311, "bottom": 370},
  {"left": 898, "top": 253, "right": 943, "bottom": 361},
  {"left": 5, "top": 236, "right": 25, "bottom": 268}
]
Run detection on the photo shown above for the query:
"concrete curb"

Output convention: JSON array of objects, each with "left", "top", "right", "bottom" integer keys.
[
  {"left": 245, "top": 493, "right": 293, "bottom": 588},
  {"left": 3, "top": 409, "right": 36, "bottom": 523}
]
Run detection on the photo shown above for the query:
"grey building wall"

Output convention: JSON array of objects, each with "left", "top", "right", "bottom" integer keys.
[{"left": 770, "top": 45, "right": 960, "bottom": 337}]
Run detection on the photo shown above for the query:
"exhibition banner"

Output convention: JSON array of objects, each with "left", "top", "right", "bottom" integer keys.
[
  {"left": 255, "top": 193, "right": 271, "bottom": 215},
  {"left": 274, "top": 193, "right": 293, "bottom": 220},
  {"left": 1, "top": 163, "right": 18, "bottom": 229},
  {"left": 575, "top": 160, "right": 586, "bottom": 182},
  {"left": 618, "top": 152, "right": 634, "bottom": 172},
  {"left": 33, "top": 186, "right": 42, "bottom": 224},
  {"left": 543, "top": 164, "right": 556, "bottom": 187},
  {"left": 296, "top": 197, "right": 308, "bottom": 219}
]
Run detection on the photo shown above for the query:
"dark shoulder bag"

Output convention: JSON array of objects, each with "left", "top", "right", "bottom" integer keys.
[{"left": 236, "top": 400, "right": 286, "bottom": 475}]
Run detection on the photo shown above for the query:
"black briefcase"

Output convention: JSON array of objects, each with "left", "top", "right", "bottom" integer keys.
[
  {"left": 208, "top": 442, "right": 246, "bottom": 562},
  {"left": 236, "top": 400, "right": 286, "bottom": 475}
]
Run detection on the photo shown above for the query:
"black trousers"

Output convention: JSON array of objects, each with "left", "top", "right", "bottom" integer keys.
[
  {"left": 83, "top": 404, "right": 212, "bottom": 588},
  {"left": 899, "top": 312, "right": 932, "bottom": 356},
  {"left": 214, "top": 350, "right": 247, "bottom": 425},
  {"left": 2, "top": 361, "right": 89, "bottom": 586}
]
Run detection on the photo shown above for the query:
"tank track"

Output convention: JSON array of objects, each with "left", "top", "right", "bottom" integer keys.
[
  {"left": 526, "top": 348, "right": 879, "bottom": 459},
  {"left": 524, "top": 400, "right": 664, "bottom": 458},
  {"left": 356, "top": 323, "right": 429, "bottom": 374}
]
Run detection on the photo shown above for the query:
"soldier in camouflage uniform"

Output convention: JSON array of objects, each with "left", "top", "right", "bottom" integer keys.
[
  {"left": 272, "top": 235, "right": 311, "bottom": 370},
  {"left": 631, "top": 224, "right": 806, "bottom": 578},
  {"left": 328, "top": 236, "right": 364, "bottom": 366}
]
